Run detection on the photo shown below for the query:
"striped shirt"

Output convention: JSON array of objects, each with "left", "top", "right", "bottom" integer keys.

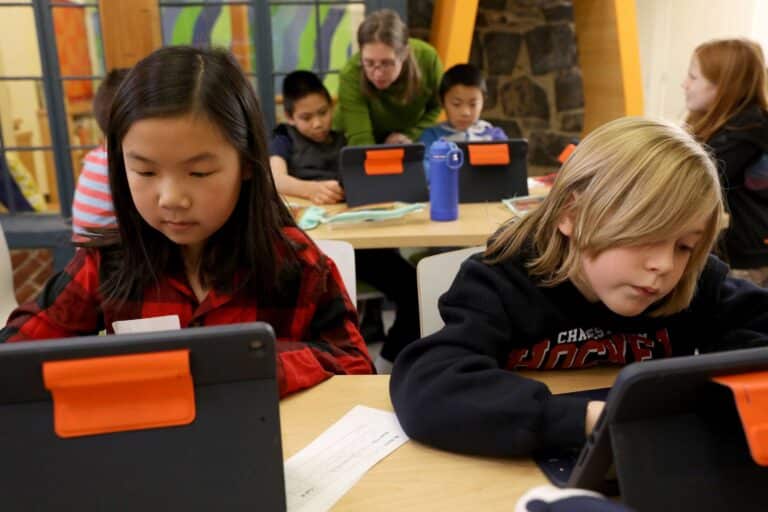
[{"left": 72, "top": 145, "right": 115, "bottom": 238}]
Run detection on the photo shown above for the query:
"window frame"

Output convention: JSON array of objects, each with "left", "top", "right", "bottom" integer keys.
[{"left": 0, "top": 0, "right": 406, "bottom": 271}]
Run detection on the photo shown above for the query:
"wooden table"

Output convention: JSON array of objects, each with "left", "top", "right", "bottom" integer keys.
[
  {"left": 298, "top": 201, "right": 514, "bottom": 249},
  {"left": 280, "top": 369, "right": 618, "bottom": 511}
]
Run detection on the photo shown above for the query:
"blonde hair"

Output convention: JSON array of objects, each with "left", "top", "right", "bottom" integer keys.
[
  {"left": 685, "top": 38, "right": 768, "bottom": 142},
  {"left": 357, "top": 9, "right": 421, "bottom": 102},
  {"left": 486, "top": 117, "right": 726, "bottom": 317}
]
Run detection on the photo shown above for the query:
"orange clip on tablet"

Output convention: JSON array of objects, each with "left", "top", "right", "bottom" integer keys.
[
  {"left": 43, "top": 349, "right": 195, "bottom": 438},
  {"left": 558, "top": 143, "right": 576, "bottom": 163},
  {"left": 712, "top": 371, "right": 768, "bottom": 466},
  {"left": 364, "top": 148, "right": 404, "bottom": 175},
  {"left": 467, "top": 143, "right": 510, "bottom": 166}
]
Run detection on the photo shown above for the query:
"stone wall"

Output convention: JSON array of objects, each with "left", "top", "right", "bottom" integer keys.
[{"left": 408, "top": 0, "right": 583, "bottom": 175}]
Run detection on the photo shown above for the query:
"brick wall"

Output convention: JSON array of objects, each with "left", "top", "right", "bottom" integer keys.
[
  {"left": 11, "top": 249, "right": 53, "bottom": 305},
  {"left": 408, "top": 0, "right": 583, "bottom": 176}
]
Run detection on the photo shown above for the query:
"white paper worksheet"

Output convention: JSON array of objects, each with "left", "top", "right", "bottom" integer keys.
[{"left": 284, "top": 405, "right": 409, "bottom": 512}]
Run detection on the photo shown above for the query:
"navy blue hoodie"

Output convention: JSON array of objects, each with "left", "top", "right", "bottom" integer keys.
[{"left": 390, "top": 252, "right": 768, "bottom": 457}]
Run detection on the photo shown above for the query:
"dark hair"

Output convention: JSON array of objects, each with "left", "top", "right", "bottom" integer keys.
[
  {"left": 98, "top": 46, "right": 298, "bottom": 304},
  {"left": 282, "top": 70, "right": 331, "bottom": 116},
  {"left": 357, "top": 9, "right": 421, "bottom": 102},
  {"left": 93, "top": 68, "right": 130, "bottom": 133},
  {"left": 438, "top": 63, "right": 486, "bottom": 102}
]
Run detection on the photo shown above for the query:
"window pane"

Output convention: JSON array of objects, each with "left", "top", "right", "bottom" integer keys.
[
  {"left": 160, "top": 4, "right": 255, "bottom": 72},
  {"left": 0, "top": 6, "right": 42, "bottom": 77},
  {"left": 271, "top": 3, "right": 317, "bottom": 73},
  {"left": 270, "top": 3, "right": 362, "bottom": 92},
  {"left": 159, "top": 0, "right": 237, "bottom": 3},
  {"left": 62, "top": 78, "right": 103, "bottom": 149},
  {"left": 0, "top": 79, "right": 47, "bottom": 149},
  {"left": 322, "top": 70, "right": 340, "bottom": 99},
  {"left": 52, "top": 5, "right": 105, "bottom": 78},
  {"left": 247, "top": 73, "right": 259, "bottom": 98},
  {"left": 273, "top": 75, "right": 286, "bottom": 124},
  {"left": 317, "top": 3, "right": 363, "bottom": 75},
  {"left": 269, "top": 1, "right": 363, "bottom": 4},
  {"left": 2, "top": 150, "right": 56, "bottom": 213}
]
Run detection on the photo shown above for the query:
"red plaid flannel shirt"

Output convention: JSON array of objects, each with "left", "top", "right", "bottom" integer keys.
[{"left": 1, "top": 227, "right": 373, "bottom": 396}]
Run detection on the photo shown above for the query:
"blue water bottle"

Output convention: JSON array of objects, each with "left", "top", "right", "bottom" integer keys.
[{"left": 428, "top": 139, "right": 464, "bottom": 221}]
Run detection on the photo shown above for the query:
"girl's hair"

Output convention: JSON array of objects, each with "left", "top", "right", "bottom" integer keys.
[
  {"left": 357, "top": 9, "right": 421, "bottom": 102},
  {"left": 99, "top": 46, "right": 298, "bottom": 304},
  {"left": 486, "top": 117, "right": 726, "bottom": 317},
  {"left": 685, "top": 38, "right": 768, "bottom": 141}
]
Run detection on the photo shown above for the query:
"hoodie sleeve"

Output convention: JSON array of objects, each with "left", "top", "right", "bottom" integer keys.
[
  {"left": 390, "top": 257, "right": 589, "bottom": 457},
  {"left": 695, "top": 257, "right": 768, "bottom": 352}
]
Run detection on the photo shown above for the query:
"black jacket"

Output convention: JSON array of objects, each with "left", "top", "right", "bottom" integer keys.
[
  {"left": 390, "top": 253, "right": 768, "bottom": 458},
  {"left": 271, "top": 124, "right": 346, "bottom": 182},
  {"left": 707, "top": 104, "right": 768, "bottom": 268}
]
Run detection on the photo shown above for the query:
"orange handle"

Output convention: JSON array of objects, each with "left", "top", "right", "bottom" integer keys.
[
  {"left": 558, "top": 143, "right": 576, "bottom": 163},
  {"left": 467, "top": 144, "right": 510, "bottom": 166},
  {"left": 713, "top": 371, "right": 768, "bottom": 466},
  {"left": 364, "top": 148, "right": 405, "bottom": 175},
  {"left": 43, "top": 349, "right": 195, "bottom": 438}
]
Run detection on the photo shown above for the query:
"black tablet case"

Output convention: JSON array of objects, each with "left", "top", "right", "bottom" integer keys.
[
  {"left": 455, "top": 139, "right": 529, "bottom": 203},
  {"left": 0, "top": 322, "right": 285, "bottom": 512},
  {"left": 339, "top": 143, "right": 429, "bottom": 207},
  {"left": 567, "top": 348, "right": 768, "bottom": 512}
]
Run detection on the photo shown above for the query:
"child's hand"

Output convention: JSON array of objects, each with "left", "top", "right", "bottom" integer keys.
[
  {"left": 585, "top": 400, "right": 605, "bottom": 435},
  {"left": 384, "top": 132, "right": 412, "bottom": 144},
  {"left": 306, "top": 180, "right": 344, "bottom": 204}
]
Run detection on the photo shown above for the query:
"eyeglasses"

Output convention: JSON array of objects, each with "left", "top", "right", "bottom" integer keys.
[{"left": 361, "top": 59, "right": 398, "bottom": 72}]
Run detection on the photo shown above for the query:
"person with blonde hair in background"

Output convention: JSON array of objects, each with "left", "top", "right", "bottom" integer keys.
[
  {"left": 335, "top": 8, "right": 443, "bottom": 146},
  {"left": 391, "top": 117, "right": 768, "bottom": 458},
  {"left": 683, "top": 38, "right": 768, "bottom": 285}
]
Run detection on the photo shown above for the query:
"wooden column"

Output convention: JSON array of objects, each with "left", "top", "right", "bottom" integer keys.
[
  {"left": 429, "top": 0, "right": 479, "bottom": 70},
  {"left": 99, "top": 0, "right": 161, "bottom": 70},
  {"left": 573, "top": 0, "right": 644, "bottom": 134}
]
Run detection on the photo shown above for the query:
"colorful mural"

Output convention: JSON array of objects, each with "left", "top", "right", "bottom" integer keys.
[{"left": 160, "top": 2, "right": 364, "bottom": 95}]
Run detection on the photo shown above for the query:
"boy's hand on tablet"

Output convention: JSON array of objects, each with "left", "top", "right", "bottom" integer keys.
[
  {"left": 585, "top": 400, "right": 605, "bottom": 435},
  {"left": 306, "top": 180, "right": 344, "bottom": 204}
]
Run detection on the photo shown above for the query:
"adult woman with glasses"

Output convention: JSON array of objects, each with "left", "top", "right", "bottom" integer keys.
[{"left": 335, "top": 9, "right": 443, "bottom": 146}]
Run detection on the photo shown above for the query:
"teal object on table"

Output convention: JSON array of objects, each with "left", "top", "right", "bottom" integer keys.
[
  {"left": 324, "top": 203, "right": 424, "bottom": 224},
  {"left": 297, "top": 206, "right": 327, "bottom": 230},
  {"left": 297, "top": 203, "right": 425, "bottom": 230}
]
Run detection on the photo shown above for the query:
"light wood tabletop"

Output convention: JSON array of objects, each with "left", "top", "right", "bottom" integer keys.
[
  {"left": 294, "top": 200, "right": 515, "bottom": 249},
  {"left": 280, "top": 369, "right": 618, "bottom": 511}
]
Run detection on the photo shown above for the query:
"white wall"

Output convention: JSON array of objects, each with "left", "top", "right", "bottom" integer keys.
[{"left": 637, "top": 0, "right": 768, "bottom": 122}]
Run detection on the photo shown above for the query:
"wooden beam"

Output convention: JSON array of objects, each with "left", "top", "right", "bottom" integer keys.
[
  {"left": 99, "top": 0, "right": 161, "bottom": 70},
  {"left": 429, "top": 0, "right": 479, "bottom": 70},
  {"left": 573, "top": 0, "right": 644, "bottom": 134}
]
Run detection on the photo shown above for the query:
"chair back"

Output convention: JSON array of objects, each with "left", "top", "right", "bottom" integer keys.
[
  {"left": 0, "top": 225, "right": 18, "bottom": 324},
  {"left": 417, "top": 246, "right": 483, "bottom": 337},
  {"left": 314, "top": 239, "right": 357, "bottom": 304}
]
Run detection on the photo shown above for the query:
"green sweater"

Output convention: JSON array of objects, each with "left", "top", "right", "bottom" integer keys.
[{"left": 334, "top": 38, "right": 443, "bottom": 146}]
